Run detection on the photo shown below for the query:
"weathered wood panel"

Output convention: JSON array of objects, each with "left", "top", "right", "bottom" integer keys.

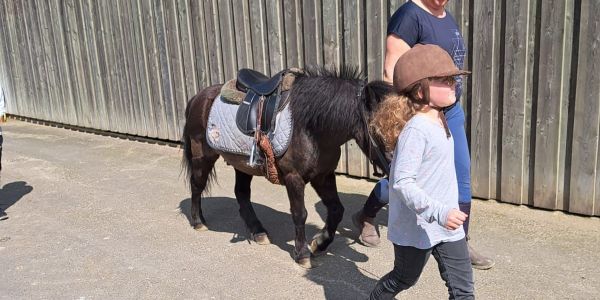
[
  {"left": 216, "top": 0, "right": 237, "bottom": 80},
  {"left": 570, "top": 0, "right": 600, "bottom": 216},
  {"left": 283, "top": 0, "right": 303, "bottom": 69},
  {"left": 302, "top": 0, "right": 322, "bottom": 67},
  {"left": 0, "top": 1, "right": 598, "bottom": 215},
  {"left": 471, "top": 0, "right": 500, "bottom": 200},
  {"left": 500, "top": 0, "right": 537, "bottom": 205},
  {"left": 532, "top": 0, "right": 574, "bottom": 211},
  {"left": 232, "top": 0, "right": 253, "bottom": 70},
  {"left": 342, "top": 0, "right": 367, "bottom": 177},
  {"left": 266, "top": 0, "right": 285, "bottom": 74}
]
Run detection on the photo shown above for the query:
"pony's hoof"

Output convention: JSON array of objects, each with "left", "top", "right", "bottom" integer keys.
[
  {"left": 297, "top": 257, "right": 314, "bottom": 269},
  {"left": 253, "top": 233, "right": 271, "bottom": 245},
  {"left": 194, "top": 223, "right": 208, "bottom": 231},
  {"left": 310, "top": 239, "right": 326, "bottom": 256}
]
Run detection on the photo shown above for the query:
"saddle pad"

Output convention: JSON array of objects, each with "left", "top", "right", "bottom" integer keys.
[{"left": 206, "top": 95, "right": 293, "bottom": 157}]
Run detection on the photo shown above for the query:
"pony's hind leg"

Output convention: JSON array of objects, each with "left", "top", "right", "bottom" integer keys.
[
  {"left": 234, "top": 169, "right": 270, "bottom": 245},
  {"left": 190, "top": 154, "right": 218, "bottom": 231},
  {"left": 309, "top": 172, "right": 344, "bottom": 255}
]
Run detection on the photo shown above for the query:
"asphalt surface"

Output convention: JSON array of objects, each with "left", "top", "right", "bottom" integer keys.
[{"left": 1, "top": 119, "right": 599, "bottom": 299}]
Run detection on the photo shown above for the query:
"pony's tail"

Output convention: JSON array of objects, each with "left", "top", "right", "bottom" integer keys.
[
  {"left": 180, "top": 93, "right": 218, "bottom": 195},
  {"left": 181, "top": 95, "right": 195, "bottom": 187}
]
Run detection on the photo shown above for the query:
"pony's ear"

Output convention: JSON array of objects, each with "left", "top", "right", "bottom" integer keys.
[{"left": 364, "top": 81, "right": 394, "bottom": 111}]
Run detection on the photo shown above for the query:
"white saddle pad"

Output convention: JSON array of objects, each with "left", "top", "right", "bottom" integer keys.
[{"left": 206, "top": 95, "right": 293, "bottom": 157}]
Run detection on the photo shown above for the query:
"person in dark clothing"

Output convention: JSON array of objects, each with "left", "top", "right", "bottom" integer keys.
[{"left": 0, "top": 85, "right": 7, "bottom": 221}]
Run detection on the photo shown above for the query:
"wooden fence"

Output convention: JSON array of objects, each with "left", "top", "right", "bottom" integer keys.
[{"left": 0, "top": 0, "right": 598, "bottom": 216}]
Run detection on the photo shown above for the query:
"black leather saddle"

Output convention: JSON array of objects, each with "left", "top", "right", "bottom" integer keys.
[{"left": 235, "top": 69, "right": 287, "bottom": 136}]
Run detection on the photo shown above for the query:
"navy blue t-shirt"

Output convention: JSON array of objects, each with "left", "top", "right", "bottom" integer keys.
[{"left": 387, "top": 1, "right": 467, "bottom": 101}]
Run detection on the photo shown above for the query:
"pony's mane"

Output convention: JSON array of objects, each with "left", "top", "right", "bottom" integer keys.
[
  {"left": 300, "top": 65, "right": 365, "bottom": 81},
  {"left": 289, "top": 65, "right": 367, "bottom": 138}
]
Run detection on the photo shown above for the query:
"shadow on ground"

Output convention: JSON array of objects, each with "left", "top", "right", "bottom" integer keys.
[
  {"left": 179, "top": 195, "right": 383, "bottom": 299},
  {"left": 0, "top": 181, "right": 33, "bottom": 211}
]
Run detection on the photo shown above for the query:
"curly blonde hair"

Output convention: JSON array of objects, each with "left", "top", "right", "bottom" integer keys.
[{"left": 369, "top": 79, "right": 429, "bottom": 152}]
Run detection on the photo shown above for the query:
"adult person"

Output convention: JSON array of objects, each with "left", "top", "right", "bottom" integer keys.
[
  {"left": 0, "top": 84, "right": 7, "bottom": 220},
  {"left": 353, "top": 0, "right": 494, "bottom": 269}
]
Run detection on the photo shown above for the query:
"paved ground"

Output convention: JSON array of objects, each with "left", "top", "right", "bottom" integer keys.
[{"left": 0, "top": 119, "right": 599, "bottom": 299}]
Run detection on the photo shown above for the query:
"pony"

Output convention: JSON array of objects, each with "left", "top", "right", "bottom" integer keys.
[{"left": 182, "top": 66, "right": 392, "bottom": 268}]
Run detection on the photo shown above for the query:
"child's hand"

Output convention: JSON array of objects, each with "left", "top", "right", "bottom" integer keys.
[{"left": 445, "top": 209, "right": 468, "bottom": 230}]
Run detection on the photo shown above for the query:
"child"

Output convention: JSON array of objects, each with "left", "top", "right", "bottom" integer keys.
[{"left": 368, "top": 44, "right": 473, "bottom": 299}]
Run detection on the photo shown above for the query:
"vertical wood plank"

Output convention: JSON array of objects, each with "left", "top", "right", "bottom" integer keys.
[
  {"left": 126, "top": 0, "right": 150, "bottom": 136},
  {"left": 0, "top": 1, "right": 13, "bottom": 115},
  {"left": 232, "top": 0, "right": 253, "bottom": 70},
  {"left": 283, "top": 0, "right": 303, "bottom": 68},
  {"left": 322, "top": 0, "right": 342, "bottom": 69},
  {"left": 533, "top": 0, "right": 574, "bottom": 210},
  {"left": 18, "top": 0, "right": 42, "bottom": 120},
  {"left": 501, "top": 0, "right": 537, "bottom": 204},
  {"left": 35, "top": 0, "right": 60, "bottom": 123},
  {"left": 111, "top": 0, "right": 133, "bottom": 133},
  {"left": 139, "top": 0, "right": 167, "bottom": 138},
  {"left": 302, "top": 0, "right": 322, "bottom": 67},
  {"left": 163, "top": 0, "right": 187, "bottom": 139},
  {"left": 249, "top": 0, "right": 269, "bottom": 74},
  {"left": 0, "top": 0, "right": 20, "bottom": 116},
  {"left": 569, "top": 0, "right": 600, "bottom": 215},
  {"left": 189, "top": 0, "right": 211, "bottom": 89},
  {"left": 49, "top": 0, "right": 77, "bottom": 124},
  {"left": 204, "top": 0, "right": 224, "bottom": 84},
  {"left": 343, "top": 0, "right": 368, "bottom": 177},
  {"left": 81, "top": 0, "right": 108, "bottom": 130},
  {"left": 75, "top": 0, "right": 98, "bottom": 128},
  {"left": 366, "top": 0, "right": 386, "bottom": 80},
  {"left": 177, "top": 0, "right": 197, "bottom": 134},
  {"left": 265, "top": 0, "right": 285, "bottom": 74},
  {"left": 471, "top": 0, "right": 502, "bottom": 200},
  {"left": 153, "top": 0, "right": 178, "bottom": 139},
  {"left": 27, "top": 0, "right": 52, "bottom": 121},
  {"left": 95, "top": 0, "right": 120, "bottom": 132},
  {"left": 65, "top": 0, "right": 91, "bottom": 126},
  {"left": 216, "top": 0, "right": 237, "bottom": 80}
]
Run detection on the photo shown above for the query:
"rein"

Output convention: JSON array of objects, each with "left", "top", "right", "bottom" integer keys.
[{"left": 357, "top": 81, "right": 390, "bottom": 177}]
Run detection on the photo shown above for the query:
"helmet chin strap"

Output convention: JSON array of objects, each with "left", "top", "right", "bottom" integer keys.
[{"left": 429, "top": 104, "right": 452, "bottom": 138}]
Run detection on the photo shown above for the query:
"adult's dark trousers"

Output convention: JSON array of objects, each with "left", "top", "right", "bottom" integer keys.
[{"left": 369, "top": 238, "right": 474, "bottom": 300}]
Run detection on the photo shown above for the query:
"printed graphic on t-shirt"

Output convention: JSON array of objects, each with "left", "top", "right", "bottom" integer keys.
[{"left": 450, "top": 29, "right": 466, "bottom": 99}]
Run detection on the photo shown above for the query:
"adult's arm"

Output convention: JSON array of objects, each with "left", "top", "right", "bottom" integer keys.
[{"left": 383, "top": 34, "right": 411, "bottom": 84}]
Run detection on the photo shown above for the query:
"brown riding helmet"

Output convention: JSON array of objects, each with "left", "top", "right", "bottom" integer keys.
[{"left": 393, "top": 44, "right": 470, "bottom": 92}]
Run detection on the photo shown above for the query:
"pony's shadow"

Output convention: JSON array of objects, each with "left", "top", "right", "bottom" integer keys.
[
  {"left": 304, "top": 191, "right": 390, "bottom": 299},
  {"left": 0, "top": 181, "right": 33, "bottom": 211},
  {"left": 179, "top": 195, "right": 382, "bottom": 299},
  {"left": 179, "top": 197, "right": 307, "bottom": 257}
]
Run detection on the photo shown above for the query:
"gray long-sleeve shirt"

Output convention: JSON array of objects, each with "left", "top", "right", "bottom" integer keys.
[{"left": 387, "top": 114, "right": 465, "bottom": 249}]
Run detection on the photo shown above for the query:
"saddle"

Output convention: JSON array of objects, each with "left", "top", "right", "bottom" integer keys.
[
  {"left": 219, "top": 68, "right": 297, "bottom": 184},
  {"left": 235, "top": 69, "right": 287, "bottom": 137}
]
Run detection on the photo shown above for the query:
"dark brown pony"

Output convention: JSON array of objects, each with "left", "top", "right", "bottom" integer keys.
[{"left": 182, "top": 66, "right": 392, "bottom": 268}]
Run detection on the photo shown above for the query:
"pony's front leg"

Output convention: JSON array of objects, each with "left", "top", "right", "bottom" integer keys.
[
  {"left": 284, "top": 172, "right": 312, "bottom": 268},
  {"left": 309, "top": 172, "right": 344, "bottom": 255}
]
